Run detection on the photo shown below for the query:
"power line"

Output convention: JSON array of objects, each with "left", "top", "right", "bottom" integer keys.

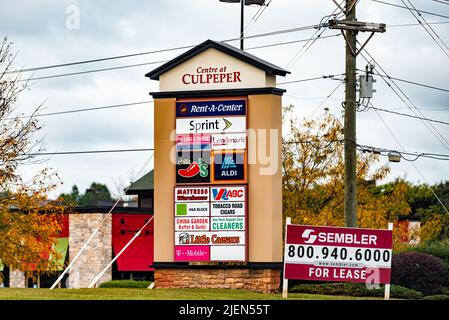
[
  {"left": 371, "top": 0, "right": 449, "bottom": 19},
  {"left": 15, "top": 34, "right": 340, "bottom": 82},
  {"left": 388, "top": 21, "right": 449, "bottom": 27},
  {"left": 278, "top": 73, "right": 344, "bottom": 85},
  {"left": 15, "top": 101, "right": 152, "bottom": 119},
  {"left": 372, "top": 107, "right": 449, "bottom": 214},
  {"left": 18, "top": 61, "right": 167, "bottom": 82},
  {"left": 24, "top": 148, "right": 154, "bottom": 156},
  {"left": 356, "top": 69, "right": 449, "bottom": 93},
  {"left": 365, "top": 105, "right": 449, "bottom": 125},
  {"left": 7, "top": 24, "right": 320, "bottom": 74},
  {"left": 246, "top": 33, "right": 341, "bottom": 50},
  {"left": 359, "top": 48, "right": 449, "bottom": 152},
  {"left": 433, "top": 0, "right": 449, "bottom": 6},
  {"left": 400, "top": 0, "right": 449, "bottom": 58},
  {"left": 14, "top": 75, "right": 332, "bottom": 120}
]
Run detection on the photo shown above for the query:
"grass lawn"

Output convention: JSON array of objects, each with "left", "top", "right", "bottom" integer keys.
[{"left": 0, "top": 288, "right": 383, "bottom": 300}]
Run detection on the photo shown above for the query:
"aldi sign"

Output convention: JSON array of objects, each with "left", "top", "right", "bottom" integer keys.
[
  {"left": 283, "top": 224, "right": 393, "bottom": 284},
  {"left": 176, "top": 100, "right": 246, "bottom": 117},
  {"left": 212, "top": 150, "right": 246, "bottom": 183}
]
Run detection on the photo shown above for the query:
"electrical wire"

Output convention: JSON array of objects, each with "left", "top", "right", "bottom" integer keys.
[
  {"left": 6, "top": 23, "right": 320, "bottom": 74},
  {"left": 359, "top": 48, "right": 449, "bottom": 153},
  {"left": 400, "top": 0, "right": 449, "bottom": 58},
  {"left": 434, "top": 0, "right": 449, "bottom": 6},
  {"left": 388, "top": 21, "right": 449, "bottom": 27},
  {"left": 14, "top": 34, "right": 341, "bottom": 82},
  {"left": 372, "top": 107, "right": 449, "bottom": 214},
  {"left": 365, "top": 105, "right": 449, "bottom": 125},
  {"left": 24, "top": 148, "right": 154, "bottom": 156},
  {"left": 357, "top": 69, "right": 449, "bottom": 93},
  {"left": 277, "top": 73, "right": 344, "bottom": 85},
  {"left": 14, "top": 101, "right": 152, "bottom": 119},
  {"left": 371, "top": 0, "right": 449, "bottom": 19},
  {"left": 285, "top": 1, "right": 346, "bottom": 69}
]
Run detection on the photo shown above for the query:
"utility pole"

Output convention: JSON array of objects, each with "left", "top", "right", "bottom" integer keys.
[
  {"left": 328, "top": 1, "right": 385, "bottom": 228},
  {"left": 344, "top": 0, "right": 357, "bottom": 228}
]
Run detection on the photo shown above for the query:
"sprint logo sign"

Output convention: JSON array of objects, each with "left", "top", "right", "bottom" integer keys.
[{"left": 212, "top": 150, "right": 246, "bottom": 183}]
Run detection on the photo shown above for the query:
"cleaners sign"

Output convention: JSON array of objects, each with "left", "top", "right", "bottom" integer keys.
[{"left": 283, "top": 224, "right": 393, "bottom": 284}]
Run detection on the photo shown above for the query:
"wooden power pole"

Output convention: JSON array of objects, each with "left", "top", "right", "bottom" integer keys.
[
  {"left": 344, "top": 0, "right": 358, "bottom": 228},
  {"left": 328, "top": 1, "right": 385, "bottom": 227}
]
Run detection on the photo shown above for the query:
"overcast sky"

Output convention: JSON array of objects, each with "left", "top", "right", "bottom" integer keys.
[{"left": 1, "top": 0, "right": 448, "bottom": 198}]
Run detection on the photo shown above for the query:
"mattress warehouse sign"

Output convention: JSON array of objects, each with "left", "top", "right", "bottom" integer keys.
[{"left": 282, "top": 222, "right": 394, "bottom": 299}]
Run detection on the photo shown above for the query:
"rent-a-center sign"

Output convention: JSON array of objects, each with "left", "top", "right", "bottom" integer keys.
[{"left": 284, "top": 224, "right": 393, "bottom": 284}]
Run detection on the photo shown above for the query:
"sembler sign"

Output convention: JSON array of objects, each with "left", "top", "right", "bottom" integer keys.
[{"left": 282, "top": 221, "right": 393, "bottom": 298}]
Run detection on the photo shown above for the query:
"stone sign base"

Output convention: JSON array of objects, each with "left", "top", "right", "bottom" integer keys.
[{"left": 155, "top": 268, "right": 280, "bottom": 293}]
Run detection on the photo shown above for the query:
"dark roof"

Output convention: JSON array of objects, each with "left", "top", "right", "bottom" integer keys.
[
  {"left": 125, "top": 170, "right": 154, "bottom": 194},
  {"left": 145, "top": 39, "right": 290, "bottom": 80}
]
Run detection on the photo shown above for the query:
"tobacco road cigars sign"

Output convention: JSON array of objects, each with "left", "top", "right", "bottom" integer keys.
[
  {"left": 174, "top": 185, "right": 247, "bottom": 262},
  {"left": 284, "top": 224, "right": 393, "bottom": 284}
]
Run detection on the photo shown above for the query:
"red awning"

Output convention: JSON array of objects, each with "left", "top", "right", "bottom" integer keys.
[{"left": 112, "top": 214, "right": 154, "bottom": 271}]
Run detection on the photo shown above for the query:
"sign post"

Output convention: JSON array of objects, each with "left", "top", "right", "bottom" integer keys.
[
  {"left": 282, "top": 217, "right": 291, "bottom": 299},
  {"left": 384, "top": 222, "right": 394, "bottom": 300}
]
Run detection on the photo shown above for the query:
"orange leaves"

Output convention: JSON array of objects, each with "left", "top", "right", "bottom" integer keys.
[{"left": 282, "top": 109, "right": 412, "bottom": 247}]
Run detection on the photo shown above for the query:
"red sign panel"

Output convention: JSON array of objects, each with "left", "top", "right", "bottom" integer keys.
[{"left": 284, "top": 224, "right": 393, "bottom": 284}]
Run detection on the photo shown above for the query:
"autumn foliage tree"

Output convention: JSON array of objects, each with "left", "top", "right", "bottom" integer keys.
[
  {"left": 282, "top": 106, "right": 411, "bottom": 248},
  {"left": 0, "top": 38, "right": 65, "bottom": 276}
]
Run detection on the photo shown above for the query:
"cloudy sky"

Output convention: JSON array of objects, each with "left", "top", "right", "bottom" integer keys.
[{"left": 1, "top": 0, "right": 448, "bottom": 198}]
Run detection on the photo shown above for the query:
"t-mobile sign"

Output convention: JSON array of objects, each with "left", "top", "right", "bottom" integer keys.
[{"left": 283, "top": 224, "right": 393, "bottom": 284}]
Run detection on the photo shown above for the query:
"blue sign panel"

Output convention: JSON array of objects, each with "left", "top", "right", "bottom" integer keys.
[
  {"left": 176, "top": 100, "right": 246, "bottom": 117},
  {"left": 212, "top": 150, "right": 246, "bottom": 183}
]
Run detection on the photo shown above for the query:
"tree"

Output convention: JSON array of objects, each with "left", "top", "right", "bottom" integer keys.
[
  {"left": 59, "top": 182, "right": 114, "bottom": 206},
  {"left": 282, "top": 106, "right": 411, "bottom": 248},
  {"left": 0, "top": 38, "right": 64, "bottom": 274}
]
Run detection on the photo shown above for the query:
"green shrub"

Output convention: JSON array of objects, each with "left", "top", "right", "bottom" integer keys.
[
  {"left": 407, "top": 241, "right": 449, "bottom": 287},
  {"left": 392, "top": 252, "right": 445, "bottom": 295},
  {"left": 99, "top": 280, "right": 151, "bottom": 288},
  {"left": 289, "top": 282, "right": 422, "bottom": 299},
  {"left": 440, "top": 287, "right": 449, "bottom": 295},
  {"left": 423, "top": 295, "right": 449, "bottom": 300},
  {"left": 408, "top": 240, "right": 449, "bottom": 260}
]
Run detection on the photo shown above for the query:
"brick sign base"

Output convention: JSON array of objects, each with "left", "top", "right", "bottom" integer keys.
[{"left": 155, "top": 268, "right": 280, "bottom": 293}]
